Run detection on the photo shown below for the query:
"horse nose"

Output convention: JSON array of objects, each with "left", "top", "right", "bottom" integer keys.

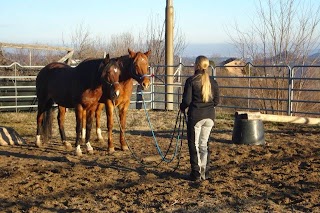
[
  {"left": 142, "top": 83, "right": 146, "bottom": 90},
  {"left": 112, "top": 83, "right": 120, "bottom": 99},
  {"left": 115, "top": 90, "right": 120, "bottom": 97},
  {"left": 141, "top": 80, "right": 150, "bottom": 90}
]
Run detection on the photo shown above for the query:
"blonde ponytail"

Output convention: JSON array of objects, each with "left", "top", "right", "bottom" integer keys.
[
  {"left": 195, "top": 56, "right": 212, "bottom": 102},
  {"left": 201, "top": 72, "right": 212, "bottom": 102}
]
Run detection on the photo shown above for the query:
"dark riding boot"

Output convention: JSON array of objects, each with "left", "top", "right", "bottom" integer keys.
[
  {"left": 187, "top": 120, "right": 202, "bottom": 181},
  {"left": 189, "top": 171, "right": 201, "bottom": 181}
]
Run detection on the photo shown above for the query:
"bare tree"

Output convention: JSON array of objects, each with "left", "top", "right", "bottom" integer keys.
[
  {"left": 143, "top": 14, "right": 186, "bottom": 66},
  {"left": 227, "top": 0, "right": 320, "bottom": 115},
  {"left": 135, "top": 14, "right": 187, "bottom": 83},
  {"left": 104, "top": 13, "right": 186, "bottom": 80},
  {"left": 105, "top": 32, "right": 135, "bottom": 57},
  {"left": 68, "top": 23, "right": 94, "bottom": 60},
  {"left": 63, "top": 13, "right": 186, "bottom": 71}
]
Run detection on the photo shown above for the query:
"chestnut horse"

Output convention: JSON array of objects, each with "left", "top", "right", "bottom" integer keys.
[
  {"left": 36, "top": 54, "right": 121, "bottom": 156},
  {"left": 97, "top": 48, "right": 151, "bottom": 153}
]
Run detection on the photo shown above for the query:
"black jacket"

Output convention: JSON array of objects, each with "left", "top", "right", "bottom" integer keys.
[{"left": 180, "top": 70, "right": 220, "bottom": 123}]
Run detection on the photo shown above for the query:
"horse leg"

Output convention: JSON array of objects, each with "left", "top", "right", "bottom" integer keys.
[
  {"left": 118, "top": 103, "right": 129, "bottom": 151},
  {"left": 36, "top": 106, "right": 45, "bottom": 147},
  {"left": 57, "top": 106, "right": 72, "bottom": 151},
  {"left": 36, "top": 99, "right": 53, "bottom": 147},
  {"left": 85, "top": 108, "right": 95, "bottom": 154},
  {"left": 95, "top": 103, "right": 104, "bottom": 142},
  {"left": 81, "top": 109, "right": 87, "bottom": 142},
  {"left": 75, "top": 105, "right": 84, "bottom": 156},
  {"left": 106, "top": 101, "right": 115, "bottom": 153}
]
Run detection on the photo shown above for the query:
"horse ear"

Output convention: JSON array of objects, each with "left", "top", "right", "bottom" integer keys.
[
  {"left": 116, "top": 58, "right": 123, "bottom": 67},
  {"left": 103, "top": 54, "right": 110, "bottom": 64},
  {"left": 128, "top": 48, "right": 136, "bottom": 58},
  {"left": 144, "top": 50, "right": 151, "bottom": 57}
]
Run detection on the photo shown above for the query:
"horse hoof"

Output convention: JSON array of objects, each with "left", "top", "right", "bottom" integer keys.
[
  {"left": 108, "top": 147, "right": 115, "bottom": 154},
  {"left": 86, "top": 142, "right": 94, "bottom": 154},
  {"left": 35, "top": 141, "right": 42, "bottom": 148},
  {"left": 76, "top": 150, "right": 83, "bottom": 157},
  {"left": 94, "top": 137, "right": 104, "bottom": 144},
  {"left": 122, "top": 145, "right": 129, "bottom": 151},
  {"left": 64, "top": 142, "right": 73, "bottom": 151},
  {"left": 75, "top": 146, "right": 82, "bottom": 157}
]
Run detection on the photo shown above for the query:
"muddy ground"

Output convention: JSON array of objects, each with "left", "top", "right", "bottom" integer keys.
[{"left": 0, "top": 110, "right": 319, "bottom": 212}]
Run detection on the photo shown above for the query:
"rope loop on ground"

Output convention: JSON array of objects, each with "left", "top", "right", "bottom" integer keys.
[{"left": 112, "top": 89, "right": 186, "bottom": 170}]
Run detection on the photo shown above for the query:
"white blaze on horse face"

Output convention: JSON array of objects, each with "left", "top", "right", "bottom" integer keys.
[{"left": 114, "top": 68, "right": 118, "bottom": 73}]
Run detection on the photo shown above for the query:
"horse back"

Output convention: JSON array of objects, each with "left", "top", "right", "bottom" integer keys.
[
  {"left": 36, "top": 62, "right": 77, "bottom": 107},
  {"left": 46, "top": 62, "right": 71, "bottom": 70}
]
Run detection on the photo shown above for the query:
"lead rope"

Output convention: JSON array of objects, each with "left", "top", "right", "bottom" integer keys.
[
  {"left": 112, "top": 91, "right": 186, "bottom": 169},
  {"left": 172, "top": 110, "right": 187, "bottom": 172},
  {"left": 140, "top": 91, "right": 180, "bottom": 163}
]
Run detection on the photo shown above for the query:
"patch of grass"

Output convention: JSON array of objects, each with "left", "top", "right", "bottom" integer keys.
[{"left": 0, "top": 112, "right": 36, "bottom": 141}]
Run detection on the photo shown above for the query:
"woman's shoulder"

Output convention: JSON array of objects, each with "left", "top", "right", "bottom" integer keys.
[
  {"left": 185, "top": 74, "right": 200, "bottom": 83},
  {"left": 210, "top": 78, "right": 219, "bottom": 84}
]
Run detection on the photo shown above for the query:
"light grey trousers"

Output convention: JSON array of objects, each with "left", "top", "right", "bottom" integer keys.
[{"left": 192, "top": 118, "right": 214, "bottom": 180}]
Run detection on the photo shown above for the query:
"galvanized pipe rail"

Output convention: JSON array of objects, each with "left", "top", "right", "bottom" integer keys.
[{"left": 1, "top": 62, "right": 319, "bottom": 119}]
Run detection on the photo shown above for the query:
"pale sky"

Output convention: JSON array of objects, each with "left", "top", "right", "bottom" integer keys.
[
  {"left": 0, "top": 0, "right": 319, "bottom": 56},
  {"left": 0, "top": 1, "right": 256, "bottom": 43}
]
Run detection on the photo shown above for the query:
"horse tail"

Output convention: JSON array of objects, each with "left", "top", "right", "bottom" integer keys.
[{"left": 42, "top": 101, "right": 54, "bottom": 143}]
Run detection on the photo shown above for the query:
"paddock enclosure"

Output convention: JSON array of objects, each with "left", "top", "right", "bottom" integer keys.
[
  {"left": 0, "top": 59, "right": 320, "bottom": 212},
  {"left": 0, "top": 110, "right": 319, "bottom": 212},
  {"left": 1, "top": 62, "right": 320, "bottom": 119}
]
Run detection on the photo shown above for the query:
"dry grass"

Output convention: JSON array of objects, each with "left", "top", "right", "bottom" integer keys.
[
  {"left": 0, "top": 109, "right": 318, "bottom": 138},
  {"left": 0, "top": 109, "right": 319, "bottom": 212}
]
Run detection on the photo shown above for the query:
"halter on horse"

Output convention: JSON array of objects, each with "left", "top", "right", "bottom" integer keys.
[
  {"left": 36, "top": 54, "right": 121, "bottom": 156},
  {"left": 96, "top": 48, "right": 151, "bottom": 153}
]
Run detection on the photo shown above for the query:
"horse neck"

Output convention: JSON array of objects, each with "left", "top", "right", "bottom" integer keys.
[
  {"left": 119, "top": 55, "right": 134, "bottom": 82},
  {"left": 77, "top": 59, "right": 104, "bottom": 89}
]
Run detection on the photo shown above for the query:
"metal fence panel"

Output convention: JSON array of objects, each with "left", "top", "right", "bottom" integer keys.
[{"left": 1, "top": 62, "right": 319, "bottom": 118}]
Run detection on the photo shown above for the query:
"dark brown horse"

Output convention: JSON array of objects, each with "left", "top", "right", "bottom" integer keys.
[
  {"left": 97, "top": 48, "right": 151, "bottom": 153},
  {"left": 36, "top": 54, "right": 121, "bottom": 156}
]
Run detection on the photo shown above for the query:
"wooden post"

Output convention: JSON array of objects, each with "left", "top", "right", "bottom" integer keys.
[
  {"left": 235, "top": 111, "right": 320, "bottom": 125},
  {"left": 165, "top": 0, "right": 174, "bottom": 110},
  {"left": 0, "top": 42, "right": 74, "bottom": 65},
  {"left": 260, "top": 114, "right": 320, "bottom": 125}
]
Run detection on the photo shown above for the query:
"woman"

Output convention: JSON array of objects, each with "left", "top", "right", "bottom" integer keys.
[{"left": 180, "top": 55, "right": 220, "bottom": 181}]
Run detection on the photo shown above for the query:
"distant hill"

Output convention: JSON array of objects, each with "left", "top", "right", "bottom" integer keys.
[
  {"left": 183, "top": 43, "right": 238, "bottom": 58},
  {"left": 308, "top": 52, "right": 320, "bottom": 60}
]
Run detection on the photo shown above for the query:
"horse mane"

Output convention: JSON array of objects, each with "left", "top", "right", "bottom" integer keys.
[
  {"left": 45, "top": 62, "right": 71, "bottom": 70},
  {"left": 75, "top": 59, "right": 105, "bottom": 89}
]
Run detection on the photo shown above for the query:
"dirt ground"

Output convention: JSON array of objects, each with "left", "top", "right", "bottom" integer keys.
[{"left": 0, "top": 110, "right": 319, "bottom": 213}]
